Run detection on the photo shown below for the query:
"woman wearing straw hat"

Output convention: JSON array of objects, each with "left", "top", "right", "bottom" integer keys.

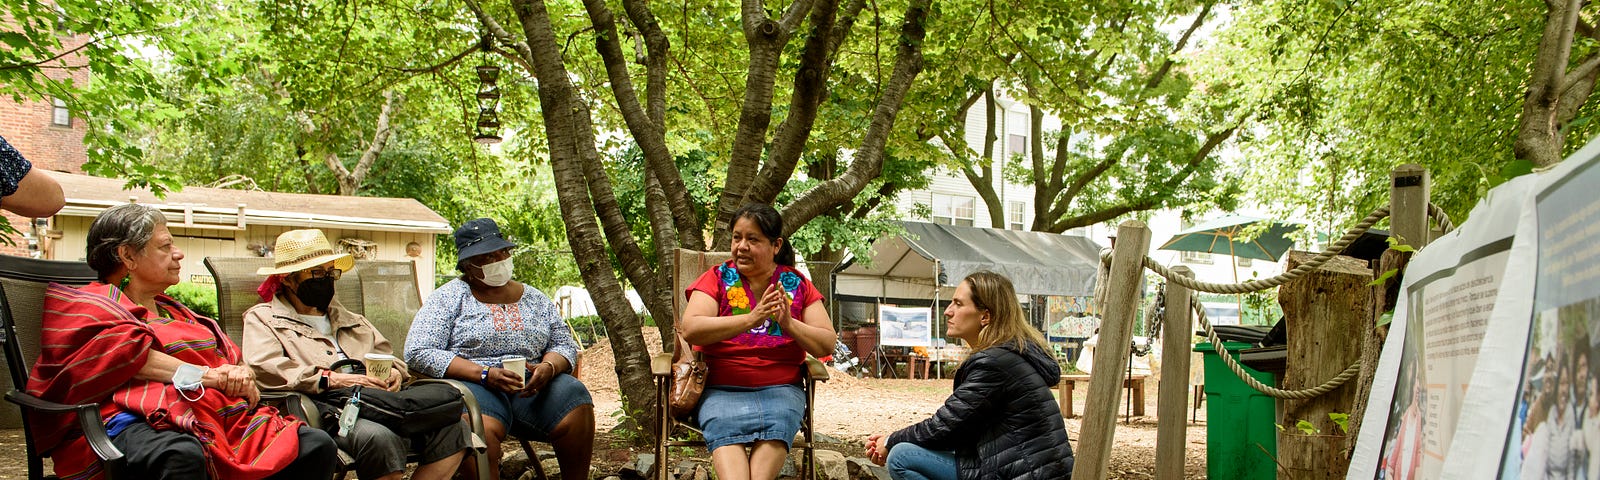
[
  {"left": 245, "top": 229, "right": 471, "bottom": 480},
  {"left": 405, "top": 218, "right": 594, "bottom": 480}
]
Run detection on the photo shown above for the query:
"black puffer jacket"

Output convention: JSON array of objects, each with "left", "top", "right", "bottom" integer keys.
[{"left": 887, "top": 341, "right": 1074, "bottom": 480}]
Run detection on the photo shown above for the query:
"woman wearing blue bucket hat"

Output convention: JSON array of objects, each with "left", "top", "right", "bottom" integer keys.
[{"left": 405, "top": 218, "right": 593, "bottom": 480}]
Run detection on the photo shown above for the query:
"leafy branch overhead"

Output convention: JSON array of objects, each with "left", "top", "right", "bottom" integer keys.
[{"left": 908, "top": 0, "right": 1244, "bottom": 233}]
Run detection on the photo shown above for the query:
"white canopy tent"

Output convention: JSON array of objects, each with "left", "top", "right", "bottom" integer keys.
[
  {"left": 832, "top": 221, "right": 1105, "bottom": 302},
  {"left": 553, "top": 285, "right": 645, "bottom": 319}
]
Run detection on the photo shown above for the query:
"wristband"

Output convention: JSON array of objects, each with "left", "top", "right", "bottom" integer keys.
[
  {"left": 319, "top": 370, "right": 331, "bottom": 391},
  {"left": 539, "top": 361, "right": 557, "bottom": 374},
  {"left": 479, "top": 366, "right": 490, "bottom": 385}
]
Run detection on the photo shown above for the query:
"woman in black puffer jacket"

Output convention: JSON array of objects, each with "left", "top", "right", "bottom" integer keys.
[{"left": 867, "top": 271, "right": 1074, "bottom": 480}]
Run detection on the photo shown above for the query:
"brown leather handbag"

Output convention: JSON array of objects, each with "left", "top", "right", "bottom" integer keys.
[{"left": 668, "top": 332, "right": 707, "bottom": 419}]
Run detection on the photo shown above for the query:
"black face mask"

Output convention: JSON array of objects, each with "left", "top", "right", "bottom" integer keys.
[{"left": 292, "top": 277, "right": 336, "bottom": 312}]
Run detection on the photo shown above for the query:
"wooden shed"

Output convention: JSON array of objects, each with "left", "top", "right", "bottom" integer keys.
[{"left": 39, "top": 173, "right": 452, "bottom": 296}]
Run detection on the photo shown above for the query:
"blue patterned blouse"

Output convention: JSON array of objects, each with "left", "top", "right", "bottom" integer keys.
[
  {"left": 0, "top": 135, "right": 34, "bottom": 197},
  {"left": 403, "top": 278, "right": 580, "bottom": 378}
]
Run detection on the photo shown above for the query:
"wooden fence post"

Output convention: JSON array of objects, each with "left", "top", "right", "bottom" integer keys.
[
  {"left": 1156, "top": 266, "right": 1194, "bottom": 480},
  {"left": 1389, "top": 164, "right": 1431, "bottom": 250},
  {"left": 1347, "top": 165, "right": 1432, "bottom": 454},
  {"left": 1072, "top": 220, "right": 1151, "bottom": 480}
]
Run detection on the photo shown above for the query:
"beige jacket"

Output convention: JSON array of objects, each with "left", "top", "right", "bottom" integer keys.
[{"left": 243, "top": 296, "right": 410, "bottom": 393}]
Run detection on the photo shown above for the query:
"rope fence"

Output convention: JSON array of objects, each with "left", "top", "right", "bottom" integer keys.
[
  {"left": 1094, "top": 203, "right": 1455, "bottom": 398},
  {"left": 1192, "top": 299, "right": 1360, "bottom": 399}
]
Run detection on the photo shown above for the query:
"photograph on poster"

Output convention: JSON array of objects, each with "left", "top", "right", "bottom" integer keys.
[
  {"left": 1378, "top": 297, "right": 1427, "bottom": 480},
  {"left": 879, "top": 305, "right": 932, "bottom": 347},
  {"left": 1499, "top": 301, "right": 1600, "bottom": 479}
]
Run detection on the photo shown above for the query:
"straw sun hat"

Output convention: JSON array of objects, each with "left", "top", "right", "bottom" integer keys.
[{"left": 256, "top": 229, "right": 355, "bottom": 275}]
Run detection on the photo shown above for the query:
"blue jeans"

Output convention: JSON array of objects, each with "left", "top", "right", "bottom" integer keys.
[
  {"left": 887, "top": 442, "right": 957, "bottom": 480},
  {"left": 462, "top": 373, "right": 592, "bottom": 440}
]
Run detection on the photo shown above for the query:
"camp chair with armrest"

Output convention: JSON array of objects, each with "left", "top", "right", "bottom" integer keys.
[
  {"left": 654, "top": 249, "right": 829, "bottom": 480},
  {"left": 204, "top": 256, "right": 494, "bottom": 480},
  {"left": 0, "top": 255, "right": 125, "bottom": 480}
]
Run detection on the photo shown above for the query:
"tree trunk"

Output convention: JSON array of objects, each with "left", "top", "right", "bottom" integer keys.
[
  {"left": 1514, "top": 0, "right": 1590, "bottom": 168},
  {"left": 508, "top": 0, "right": 659, "bottom": 442},
  {"left": 1346, "top": 249, "right": 1410, "bottom": 458},
  {"left": 1277, "top": 251, "right": 1371, "bottom": 479}
]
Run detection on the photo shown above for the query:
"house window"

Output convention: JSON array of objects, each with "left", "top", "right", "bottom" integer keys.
[
  {"left": 1008, "top": 134, "right": 1027, "bottom": 158},
  {"left": 51, "top": 98, "right": 70, "bottom": 126},
  {"left": 1008, "top": 201, "right": 1026, "bottom": 230},
  {"left": 932, "top": 194, "right": 975, "bottom": 227},
  {"left": 1236, "top": 256, "right": 1253, "bottom": 267},
  {"left": 1181, "top": 251, "right": 1213, "bottom": 264}
]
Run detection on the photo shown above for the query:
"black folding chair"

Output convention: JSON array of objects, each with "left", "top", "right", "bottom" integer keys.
[{"left": 0, "top": 255, "right": 124, "bottom": 480}]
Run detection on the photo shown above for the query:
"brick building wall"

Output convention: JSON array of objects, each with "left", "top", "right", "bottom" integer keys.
[{"left": 1, "top": 14, "right": 91, "bottom": 256}]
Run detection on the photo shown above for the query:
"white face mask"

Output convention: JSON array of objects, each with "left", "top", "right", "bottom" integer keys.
[{"left": 478, "top": 257, "right": 514, "bottom": 287}]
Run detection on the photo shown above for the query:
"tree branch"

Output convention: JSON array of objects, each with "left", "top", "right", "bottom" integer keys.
[
  {"left": 1144, "top": 1, "right": 1213, "bottom": 91},
  {"left": 782, "top": 0, "right": 929, "bottom": 232},
  {"left": 463, "top": 0, "right": 537, "bottom": 71},
  {"left": 337, "top": 90, "right": 400, "bottom": 195},
  {"left": 582, "top": 0, "right": 704, "bottom": 249},
  {"left": 1563, "top": 51, "right": 1600, "bottom": 95},
  {"left": 0, "top": 28, "right": 155, "bottom": 72},
  {"left": 746, "top": 0, "right": 844, "bottom": 207},
  {"left": 715, "top": 0, "right": 805, "bottom": 246}
]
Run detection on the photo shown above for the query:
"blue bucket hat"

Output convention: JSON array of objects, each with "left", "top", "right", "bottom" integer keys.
[{"left": 454, "top": 218, "right": 516, "bottom": 261}]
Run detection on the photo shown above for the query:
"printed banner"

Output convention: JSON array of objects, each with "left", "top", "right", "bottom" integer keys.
[{"left": 1346, "top": 175, "right": 1535, "bottom": 479}]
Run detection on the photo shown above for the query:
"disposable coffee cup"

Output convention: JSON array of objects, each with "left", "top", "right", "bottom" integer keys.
[
  {"left": 502, "top": 356, "right": 527, "bottom": 380},
  {"left": 364, "top": 353, "right": 396, "bottom": 381}
]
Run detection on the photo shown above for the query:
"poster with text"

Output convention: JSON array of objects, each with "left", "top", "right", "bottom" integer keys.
[
  {"left": 1436, "top": 137, "right": 1600, "bottom": 479},
  {"left": 879, "top": 305, "right": 933, "bottom": 347},
  {"left": 1347, "top": 175, "right": 1535, "bottom": 479}
]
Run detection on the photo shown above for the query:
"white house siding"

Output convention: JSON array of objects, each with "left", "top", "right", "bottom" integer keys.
[{"left": 898, "top": 93, "right": 1046, "bottom": 230}]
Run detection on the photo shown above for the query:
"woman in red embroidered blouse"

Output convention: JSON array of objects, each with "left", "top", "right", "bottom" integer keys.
[{"left": 680, "top": 203, "right": 837, "bottom": 480}]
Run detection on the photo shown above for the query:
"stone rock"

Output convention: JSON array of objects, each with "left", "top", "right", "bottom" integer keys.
[
  {"left": 617, "top": 454, "right": 656, "bottom": 480},
  {"left": 814, "top": 450, "right": 850, "bottom": 480},
  {"left": 630, "top": 453, "right": 657, "bottom": 479},
  {"left": 846, "top": 457, "right": 890, "bottom": 480},
  {"left": 813, "top": 432, "right": 844, "bottom": 445},
  {"left": 672, "top": 460, "right": 698, "bottom": 480},
  {"left": 501, "top": 450, "right": 531, "bottom": 480},
  {"left": 539, "top": 458, "right": 561, "bottom": 478},
  {"left": 780, "top": 456, "right": 797, "bottom": 478}
]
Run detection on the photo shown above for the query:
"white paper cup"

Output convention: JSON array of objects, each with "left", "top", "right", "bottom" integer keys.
[
  {"left": 364, "top": 353, "right": 396, "bottom": 381},
  {"left": 502, "top": 356, "right": 527, "bottom": 380}
]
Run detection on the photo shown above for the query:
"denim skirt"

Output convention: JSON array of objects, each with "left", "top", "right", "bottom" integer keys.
[{"left": 696, "top": 383, "right": 805, "bottom": 451}]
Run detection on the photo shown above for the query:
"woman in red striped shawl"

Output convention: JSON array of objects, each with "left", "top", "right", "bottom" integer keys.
[{"left": 26, "top": 204, "right": 337, "bottom": 480}]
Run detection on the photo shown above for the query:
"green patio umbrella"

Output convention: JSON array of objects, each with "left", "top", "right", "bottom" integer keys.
[
  {"left": 1158, "top": 215, "right": 1301, "bottom": 262},
  {"left": 1159, "top": 215, "right": 1301, "bottom": 325}
]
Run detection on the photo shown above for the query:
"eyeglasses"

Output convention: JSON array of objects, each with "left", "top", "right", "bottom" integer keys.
[{"left": 303, "top": 268, "right": 343, "bottom": 280}]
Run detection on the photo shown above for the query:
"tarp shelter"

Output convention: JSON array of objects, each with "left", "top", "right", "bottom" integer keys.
[{"left": 833, "top": 221, "right": 1105, "bottom": 302}]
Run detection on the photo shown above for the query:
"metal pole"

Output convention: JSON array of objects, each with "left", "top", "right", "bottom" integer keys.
[{"left": 1072, "top": 220, "right": 1152, "bottom": 480}]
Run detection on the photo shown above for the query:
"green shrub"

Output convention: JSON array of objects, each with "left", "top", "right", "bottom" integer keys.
[{"left": 166, "top": 282, "right": 219, "bottom": 319}]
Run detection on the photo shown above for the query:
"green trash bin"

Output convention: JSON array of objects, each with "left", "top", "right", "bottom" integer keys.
[{"left": 1195, "top": 341, "right": 1277, "bottom": 480}]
